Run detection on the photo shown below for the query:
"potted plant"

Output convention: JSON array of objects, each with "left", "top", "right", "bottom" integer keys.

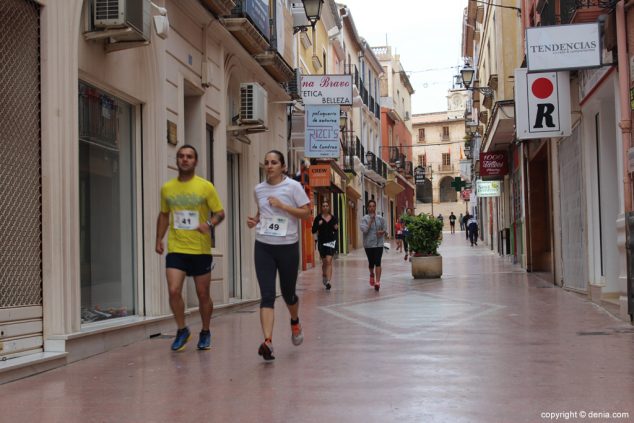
[{"left": 402, "top": 213, "right": 444, "bottom": 279}]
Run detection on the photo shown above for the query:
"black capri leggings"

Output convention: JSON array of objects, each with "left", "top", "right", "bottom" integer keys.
[
  {"left": 254, "top": 240, "right": 300, "bottom": 308},
  {"left": 364, "top": 247, "right": 384, "bottom": 268}
]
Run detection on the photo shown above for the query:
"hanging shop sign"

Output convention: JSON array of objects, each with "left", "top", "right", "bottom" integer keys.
[
  {"left": 479, "top": 152, "right": 508, "bottom": 177},
  {"left": 526, "top": 23, "right": 601, "bottom": 72},
  {"left": 414, "top": 166, "right": 425, "bottom": 184},
  {"left": 301, "top": 75, "right": 353, "bottom": 105},
  {"left": 476, "top": 180, "right": 501, "bottom": 197},
  {"left": 515, "top": 68, "right": 571, "bottom": 140},
  {"left": 309, "top": 164, "right": 331, "bottom": 187},
  {"left": 242, "top": 0, "right": 270, "bottom": 40},
  {"left": 461, "top": 189, "right": 472, "bottom": 201},
  {"left": 305, "top": 105, "right": 340, "bottom": 158}
]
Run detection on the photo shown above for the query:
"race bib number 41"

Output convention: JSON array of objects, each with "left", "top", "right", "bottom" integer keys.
[
  {"left": 173, "top": 210, "right": 199, "bottom": 230},
  {"left": 259, "top": 216, "right": 288, "bottom": 237}
]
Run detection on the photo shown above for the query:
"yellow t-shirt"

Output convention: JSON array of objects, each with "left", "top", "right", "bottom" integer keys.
[{"left": 160, "top": 175, "right": 223, "bottom": 254}]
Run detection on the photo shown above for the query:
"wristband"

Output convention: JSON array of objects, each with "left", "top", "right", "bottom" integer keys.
[{"left": 206, "top": 220, "right": 214, "bottom": 229}]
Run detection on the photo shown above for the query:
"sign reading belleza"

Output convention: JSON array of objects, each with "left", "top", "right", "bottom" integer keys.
[
  {"left": 302, "top": 75, "right": 353, "bottom": 105},
  {"left": 526, "top": 23, "right": 601, "bottom": 72}
]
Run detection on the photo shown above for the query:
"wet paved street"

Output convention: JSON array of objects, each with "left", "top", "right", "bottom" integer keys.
[{"left": 1, "top": 233, "right": 633, "bottom": 423}]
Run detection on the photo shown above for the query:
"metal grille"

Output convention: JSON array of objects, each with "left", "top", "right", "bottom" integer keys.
[
  {"left": 94, "top": 0, "right": 121, "bottom": 21},
  {"left": 0, "top": 0, "right": 42, "bottom": 308}
]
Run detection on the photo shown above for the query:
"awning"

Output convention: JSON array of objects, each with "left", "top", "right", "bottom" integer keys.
[
  {"left": 482, "top": 100, "right": 515, "bottom": 152},
  {"left": 346, "top": 184, "right": 361, "bottom": 200},
  {"left": 385, "top": 179, "right": 404, "bottom": 197}
]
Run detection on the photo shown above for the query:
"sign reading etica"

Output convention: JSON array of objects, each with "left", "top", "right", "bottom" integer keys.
[
  {"left": 301, "top": 75, "right": 353, "bottom": 105},
  {"left": 479, "top": 152, "right": 508, "bottom": 177},
  {"left": 515, "top": 68, "right": 571, "bottom": 140},
  {"left": 526, "top": 23, "right": 601, "bottom": 72}
]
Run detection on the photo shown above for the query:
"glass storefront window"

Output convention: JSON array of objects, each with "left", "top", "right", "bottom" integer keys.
[{"left": 78, "top": 81, "right": 136, "bottom": 323}]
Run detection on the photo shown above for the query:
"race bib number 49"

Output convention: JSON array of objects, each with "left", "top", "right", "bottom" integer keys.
[
  {"left": 259, "top": 216, "right": 288, "bottom": 237},
  {"left": 173, "top": 210, "right": 199, "bottom": 230}
]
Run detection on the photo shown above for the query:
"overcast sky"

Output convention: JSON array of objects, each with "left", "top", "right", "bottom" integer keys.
[{"left": 338, "top": 0, "right": 468, "bottom": 114}]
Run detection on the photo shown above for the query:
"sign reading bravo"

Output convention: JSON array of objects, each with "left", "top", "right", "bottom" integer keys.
[
  {"left": 301, "top": 75, "right": 353, "bottom": 105},
  {"left": 479, "top": 152, "right": 508, "bottom": 177},
  {"left": 515, "top": 68, "right": 571, "bottom": 140}
]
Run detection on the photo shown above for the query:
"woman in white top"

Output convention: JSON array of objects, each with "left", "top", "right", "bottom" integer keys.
[{"left": 247, "top": 150, "right": 311, "bottom": 361}]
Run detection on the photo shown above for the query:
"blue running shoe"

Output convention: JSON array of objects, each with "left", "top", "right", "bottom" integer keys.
[
  {"left": 197, "top": 330, "right": 211, "bottom": 350},
  {"left": 171, "top": 327, "right": 191, "bottom": 351}
]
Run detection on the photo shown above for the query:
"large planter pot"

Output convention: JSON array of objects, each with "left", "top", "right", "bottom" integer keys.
[{"left": 411, "top": 255, "right": 442, "bottom": 279}]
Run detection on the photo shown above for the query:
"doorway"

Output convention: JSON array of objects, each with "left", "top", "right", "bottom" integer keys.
[
  {"left": 527, "top": 144, "right": 553, "bottom": 276},
  {"left": 227, "top": 152, "right": 242, "bottom": 299}
]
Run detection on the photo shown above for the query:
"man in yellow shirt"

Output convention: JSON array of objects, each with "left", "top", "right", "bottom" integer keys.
[{"left": 156, "top": 145, "right": 225, "bottom": 351}]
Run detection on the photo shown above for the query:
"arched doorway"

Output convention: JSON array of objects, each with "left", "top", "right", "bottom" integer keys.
[{"left": 439, "top": 176, "right": 457, "bottom": 202}]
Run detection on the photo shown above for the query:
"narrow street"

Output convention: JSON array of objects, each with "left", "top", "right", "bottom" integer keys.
[{"left": 1, "top": 234, "right": 633, "bottom": 423}]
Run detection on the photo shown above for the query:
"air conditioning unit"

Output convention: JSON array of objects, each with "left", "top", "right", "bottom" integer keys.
[
  {"left": 92, "top": 0, "right": 151, "bottom": 43},
  {"left": 240, "top": 82, "right": 268, "bottom": 125}
]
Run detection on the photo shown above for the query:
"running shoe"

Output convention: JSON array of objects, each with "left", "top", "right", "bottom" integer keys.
[
  {"left": 374, "top": 282, "right": 380, "bottom": 292},
  {"left": 197, "top": 330, "right": 211, "bottom": 350},
  {"left": 258, "top": 340, "right": 275, "bottom": 361},
  {"left": 322, "top": 277, "right": 330, "bottom": 289},
  {"left": 325, "top": 280, "right": 332, "bottom": 290},
  {"left": 369, "top": 273, "right": 375, "bottom": 286},
  {"left": 404, "top": 253, "right": 408, "bottom": 261},
  {"left": 171, "top": 327, "right": 191, "bottom": 351},
  {"left": 291, "top": 323, "right": 304, "bottom": 346}
]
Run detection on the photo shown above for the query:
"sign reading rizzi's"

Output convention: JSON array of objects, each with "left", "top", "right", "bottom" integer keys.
[
  {"left": 526, "top": 23, "right": 601, "bottom": 72},
  {"left": 515, "top": 68, "right": 571, "bottom": 140},
  {"left": 305, "top": 105, "right": 340, "bottom": 158},
  {"left": 301, "top": 75, "right": 353, "bottom": 105}
]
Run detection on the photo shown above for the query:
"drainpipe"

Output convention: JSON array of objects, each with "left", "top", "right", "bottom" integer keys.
[{"left": 617, "top": 0, "right": 632, "bottom": 212}]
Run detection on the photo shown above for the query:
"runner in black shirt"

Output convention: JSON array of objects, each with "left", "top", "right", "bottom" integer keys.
[{"left": 312, "top": 201, "right": 338, "bottom": 290}]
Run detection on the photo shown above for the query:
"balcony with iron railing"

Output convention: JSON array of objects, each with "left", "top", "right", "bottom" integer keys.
[
  {"left": 555, "top": 0, "right": 615, "bottom": 24},
  {"left": 343, "top": 136, "right": 364, "bottom": 174},
  {"left": 437, "top": 163, "right": 455, "bottom": 173},
  {"left": 365, "top": 151, "right": 388, "bottom": 181},
  {"left": 405, "top": 161, "right": 413, "bottom": 178},
  {"left": 387, "top": 146, "right": 400, "bottom": 164}
]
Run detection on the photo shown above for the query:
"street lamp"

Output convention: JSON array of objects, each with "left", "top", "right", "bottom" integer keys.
[
  {"left": 417, "top": 165, "right": 434, "bottom": 216},
  {"left": 366, "top": 151, "right": 374, "bottom": 168},
  {"left": 339, "top": 110, "right": 347, "bottom": 131},
  {"left": 460, "top": 63, "right": 493, "bottom": 97},
  {"left": 293, "top": 0, "right": 324, "bottom": 33}
]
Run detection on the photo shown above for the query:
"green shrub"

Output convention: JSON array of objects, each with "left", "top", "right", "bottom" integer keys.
[{"left": 402, "top": 213, "right": 443, "bottom": 256}]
